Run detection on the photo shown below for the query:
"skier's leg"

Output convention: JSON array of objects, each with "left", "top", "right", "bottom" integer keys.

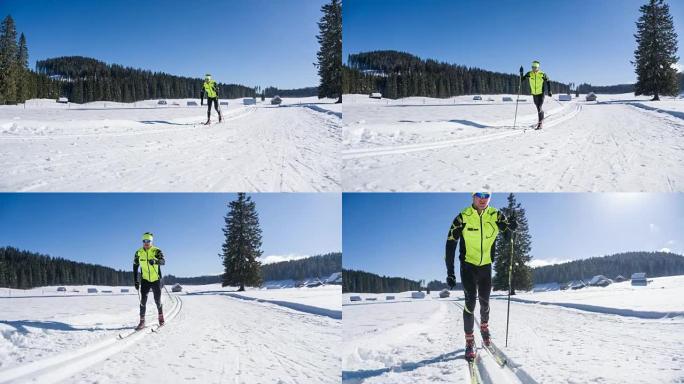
[
  {"left": 139, "top": 280, "right": 151, "bottom": 317},
  {"left": 152, "top": 280, "right": 163, "bottom": 314},
  {"left": 206, "top": 98, "right": 212, "bottom": 122},
  {"left": 477, "top": 265, "right": 492, "bottom": 324},
  {"left": 460, "top": 262, "right": 477, "bottom": 334},
  {"left": 534, "top": 94, "right": 545, "bottom": 122}
]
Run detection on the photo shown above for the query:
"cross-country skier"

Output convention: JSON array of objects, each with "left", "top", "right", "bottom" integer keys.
[
  {"left": 445, "top": 192, "right": 516, "bottom": 361},
  {"left": 521, "top": 61, "right": 552, "bottom": 129},
  {"left": 203, "top": 73, "right": 222, "bottom": 125},
  {"left": 133, "top": 232, "right": 166, "bottom": 330}
]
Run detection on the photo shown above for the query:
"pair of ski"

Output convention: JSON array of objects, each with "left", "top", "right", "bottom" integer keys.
[
  {"left": 117, "top": 323, "right": 165, "bottom": 340},
  {"left": 467, "top": 341, "right": 508, "bottom": 384}
]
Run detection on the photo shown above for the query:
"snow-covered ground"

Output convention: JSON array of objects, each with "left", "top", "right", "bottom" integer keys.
[
  {"left": 342, "top": 275, "right": 684, "bottom": 383},
  {"left": 342, "top": 93, "right": 684, "bottom": 192},
  {"left": 0, "top": 284, "right": 341, "bottom": 383},
  {"left": 0, "top": 97, "right": 341, "bottom": 192}
]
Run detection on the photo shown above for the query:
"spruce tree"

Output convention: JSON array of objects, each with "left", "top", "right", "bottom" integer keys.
[
  {"left": 0, "top": 15, "right": 19, "bottom": 104},
  {"left": 633, "top": 0, "right": 679, "bottom": 100},
  {"left": 316, "top": 0, "right": 342, "bottom": 103},
  {"left": 220, "top": 193, "right": 263, "bottom": 291},
  {"left": 17, "top": 32, "right": 29, "bottom": 102},
  {"left": 493, "top": 193, "right": 533, "bottom": 294}
]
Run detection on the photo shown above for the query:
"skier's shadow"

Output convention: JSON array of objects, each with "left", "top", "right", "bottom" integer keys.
[
  {"left": 0, "top": 320, "right": 130, "bottom": 333},
  {"left": 341, "top": 349, "right": 465, "bottom": 382}
]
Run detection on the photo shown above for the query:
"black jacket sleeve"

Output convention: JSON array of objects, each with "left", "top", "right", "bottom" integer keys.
[
  {"left": 521, "top": 71, "right": 530, "bottom": 80},
  {"left": 155, "top": 249, "right": 166, "bottom": 265},
  {"left": 133, "top": 252, "right": 139, "bottom": 283},
  {"left": 496, "top": 211, "right": 518, "bottom": 239},
  {"left": 543, "top": 73, "right": 551, "bottom": 94},
  {"left": 445, "top": 215, "right": 464, "bottom": 277}
]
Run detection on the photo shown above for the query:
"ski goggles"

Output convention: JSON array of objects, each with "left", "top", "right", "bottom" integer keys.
[
  {"left": 473, "top": 192, "right": 491, "bottom": 199},
  {"left": 531, "top": 62, "right": 540, "bottom": 69},
  {"left": 142, "top": 239, "right": 152, "bottom": 244}
]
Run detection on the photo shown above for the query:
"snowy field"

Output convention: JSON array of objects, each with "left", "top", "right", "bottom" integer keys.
[
  {"left": 342, "top": 93, "right": 684, "bottom": 192},
  {"left": 0, "top": 284, "right": 341, "bottom": 383},
  {"left": 0, "top": 97, "right": 341, "bottom": 192},
  {"left": 342, "top": 275, "right": 684, "bottom": 383}
]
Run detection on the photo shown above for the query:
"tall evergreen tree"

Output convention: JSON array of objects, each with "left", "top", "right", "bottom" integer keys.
[
  {"left": 17, "top": 32, "right": 29, "bottom": 103},
  {"left": 220, "top": 193, "right": 263, "bottom": 291},
  {"left": 316, "top": 0, "right": 342, "bottom": 103},
  {"left": 633, "top": 0, "right": 679, "bottom": 100},
  {"left": 0, "top": 15, "right": 19, "bottom": 104},
  {"left": 493, "top": 193, "right": 533, "bottom": 294}
]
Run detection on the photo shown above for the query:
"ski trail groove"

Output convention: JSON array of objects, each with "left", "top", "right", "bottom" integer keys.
[{"left": 0, "top": 294, "right": 182, "bottom": 384}]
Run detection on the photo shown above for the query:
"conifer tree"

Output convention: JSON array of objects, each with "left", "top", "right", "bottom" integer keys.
[
  {"left": 220, "top": 193, "right": 263, "bottom": 291},
  {"left": 633, "top": 0, "right": 679, "bottom": 100},
  {"left": 316, "top": 0, "right": 342, "bottom": 103},
  {"left": 0, "top": 15, "right": 19, "bottom": 104},
  {"left": 493, "top": 193, "right": 533, "bottom": 294}
]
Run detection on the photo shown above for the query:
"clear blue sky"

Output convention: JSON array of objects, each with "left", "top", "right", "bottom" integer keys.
[
  {"left": 1, "top": 0, "right": 326, "bottom": 89},
  {"left": 343, "top": 193, "right": 684, "bottom": 282},
  {"left": 344, "top": 0, "right": 684, "bottom": 85},
  {"left": 0, "top": 193, "right": 341, "bottom": 277}
]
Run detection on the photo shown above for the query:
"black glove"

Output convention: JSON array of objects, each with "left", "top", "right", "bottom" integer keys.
[
  {"left": 447, "top": 275, "right": 456, "bottom": 289},
  {"left": 149, "top": 259, "right": 155, "bottom": 265},
  {"left": 519, "top": 66, "right": 524, "bottom": 79},
  {"left": 509, "top": 216, "right": 518, "bottom": 232},
  {"left": 134, "top": 281, "right": 140, "bottom": 291}
]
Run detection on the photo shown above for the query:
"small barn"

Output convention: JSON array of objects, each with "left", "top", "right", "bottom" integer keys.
[
  {"left": 243, "top": 98, "right": 256, "bottom": 105},
  {"left": 57, "top": 97, "right": 68, "bottom": 103},
  {"left": 157, "top": 100, "right": 167, "bottom": 105},
  {"left": 385, "top": 295, "right": 395, "bottom": 300},
  {"left": 271, "top": 96, "right": 282, "bottom": 105},
  {"left": 558, "top": 94, "right": 572, "bottom": 101},
  {"left": 121, "top": 288, "right": 129, "bottom": 293},
  {"left": 411, "top": 291, "right": 426, "bottom": 299},
  {"left": 614, "top": 275, "right": 626, "bottom": 282},
  {"left": 349, "top": 295, "right": 362, "bottom": 302},
  {"left": 57, "top": 286, "right": 66, "bottom": 292},
  {"left": 369, "top": 92, "right": 382, "bottom": 99},
  {"left": 219, "top": 101, "right": 229, "bottom": 106},
  {"left": 186, "top": 101, "right": 198, "bottom": 106},
  {"left": 631, "top": 272, "right": 648, "bottom": 286},
  {"left": 172, "top": 283, "right": 183, "bottom": 292},
  {"left": 588, "top": 275, "right": 612, "bottom": 287},
  {"left": 502, "top": 96, "right": 514, "bottom": 102},
  {"left": 473, "top": 95, "right": 483, "bottom": 101},
  {"left": 585, "top": 92, "right": 597, "bottom": 101},
  {"left": 87, "top": 288, "right": 98, "bottom": 293},
  {"left": 439, "top": 289, "right": 450, "bottom": 298}
]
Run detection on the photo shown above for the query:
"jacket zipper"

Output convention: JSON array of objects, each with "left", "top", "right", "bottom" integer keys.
[{"left": 479, "top": 212, "right": 484, "bottom": 266}]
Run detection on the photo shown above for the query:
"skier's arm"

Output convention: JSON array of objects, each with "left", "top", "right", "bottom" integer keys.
[
  {"left": 155, "top": 249, "right": 165, "bottom": 265},
  {"left": 133, "top": 253, "right": 140, "bottom": 284},
  {"left": 445, "top": 215, "right": 464, "bottom": 278},
  {"left": 521, "top": 71, "right": 530, "bottom": 80},
  {"left": 544, "top": 74, "right": 552, "bottom": 96},
  {"left": 496, "top": 211, "right": 518, "bottom": 236}
]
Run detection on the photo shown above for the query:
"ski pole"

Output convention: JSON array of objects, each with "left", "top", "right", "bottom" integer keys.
[
  {"left": 513, "top": 66, "right": 523, "bottom": 129},
  {"left": 505, "top": 231, "right": 515, "bottom": 347}
]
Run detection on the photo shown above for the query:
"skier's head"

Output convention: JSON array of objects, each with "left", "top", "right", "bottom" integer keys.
[
  {"left": 531, "top": 61, "right": 540, "bottom": 72},
  {"left": 205, "top": 74, "right": 212, "bottom": 81},
  {"left": 472, "top": 191, "right": 491, "bottom": 211},
  {"left": 142, "top": 232, "right": 153, "bottom": 249}
]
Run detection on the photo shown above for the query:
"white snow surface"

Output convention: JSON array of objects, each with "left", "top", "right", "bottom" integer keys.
[
  {"left": 0, "top": 97, "right": 341, "bottom": 192},
  {"left": 342, "top": 275, "right": 684, "bottom": 383},
  {"left": 0, "top": 284, "right": 340, "bottom": 383},
  {"left": 342, "top": 93, "right": 684, "bottom": 192}
]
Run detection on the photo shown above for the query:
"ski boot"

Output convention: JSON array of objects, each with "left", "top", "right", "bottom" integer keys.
[
  {"left": 135, "top": 316, "right": 145, "bottom": 331},
  {"left": 204, "top": 119, "right": 211, "bottom": 125},
  {"left": 158, "top": 312, "right": 165, "bottom": 326},
  {"left": 465, "top": 332, "right": 477, "bottom": 361},
  {"left": 535, "top": 120, "right": 543, "bottom": 130},
  {"left": 218, "top": 112, "right": 223, "bottom": 123},
  {"left": 480, "top": 322, "right": 491, "bottom": 346}
]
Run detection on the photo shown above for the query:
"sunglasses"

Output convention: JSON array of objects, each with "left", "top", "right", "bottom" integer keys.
[
  {"left": 142, "top": 240, "right": 151, "bottom": 244},
  {"left": 473, "top": 193, "right": 491, "bottom": 199}
]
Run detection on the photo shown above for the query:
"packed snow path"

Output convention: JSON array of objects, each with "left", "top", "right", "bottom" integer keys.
[
  {"left": 0, "top": 291, "right": 341, "bottom": 384},
  {"left": 0, "top": 100, "right": 341, "bottom": 192},
  {"left": 342, "top": 295, "right": 684, "bottom": 383},
  {"left": 342, "top": 96, "right": 684, "bottom": 192}
]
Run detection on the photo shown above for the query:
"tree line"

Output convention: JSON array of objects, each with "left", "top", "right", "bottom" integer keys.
[
  {"left": 577, "top": 72, "right": 682, "bottom": 95},
  {"left": 36, "top": 56, "right": 256, "bottom": 104},
  {"left": 164, "top": 253, "right": 342, "bottom": 285},
  {"left": 0, "top": 246, "right": 132, "bottom": 289},
  {"left": 342, "top": 269, "right": 421, "bottom": 293},
  {"left": 0, "top": 15, "right": 61, "bottom": 104},
  {"left": 263, "top": 86, "right": 318, "bottom": 98},
  {"left": 342, "top": 50, "right": 570, "bottom": 99},
  {"left": 532, "top": 251, "right": 684, "bottom": 284}
]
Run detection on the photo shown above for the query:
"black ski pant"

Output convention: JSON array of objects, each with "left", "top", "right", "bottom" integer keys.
[
  {"left": 139, "top": 279, "right": 162, "bottom": 317},
  {"left": 207, "top": 97, "right": 220, "bottom": 120},
  {"left": 460, "top": 262, "right": 492, "bottom": 335},
  {"left": 533, "top": 94, "right": 545, "bottom": 122}
]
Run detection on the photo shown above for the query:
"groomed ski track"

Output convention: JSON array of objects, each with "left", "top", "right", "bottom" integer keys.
[
  {"left": 342, "top": 98, "right": 684, "bottom": 192},
  {"left": 1, "top": 291, "right": 341, "bottom": 384}
]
